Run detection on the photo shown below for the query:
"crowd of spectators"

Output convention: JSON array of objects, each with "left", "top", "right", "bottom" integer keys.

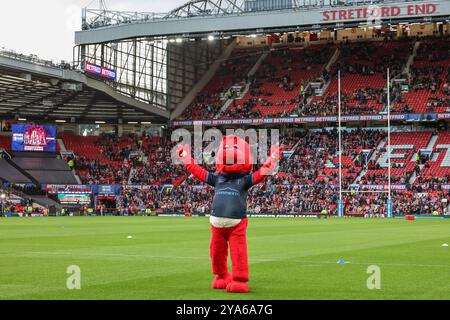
[
  {"left": 175, "top": 37, "right": 450, "bottom": 120},
  {"left": 301, "top": 40, "right": 411, "bottom": 117},
  {"left": 342, "top": 189, "right": 448, "bottom": 216},
  {"left": 179, "top": 49, "right": 262, "bottom": 120},
  {"left": 336, "top": 39, "right": 412, "bottom": 78},
  {"left": 73, "top": 133, "right": 183, "bottom": 185},
  {"left": 300, "top": 87, "right": 386, "bottom": 116},
  {"left": 359, "top": 169, "right": 411, "bottom": 185},
  {"left": 1, "top": 203, "right": 47, "bottom": 216},
  {"left": 76, "top": 158, "right": 131, "bottom": 184},
  {"left": 0, "top": 190, "right": 46, "bottom": 216},
  {"left": 130, "top": 140, "right": 185, "bottom": 185},
  {"left": 391, "top": 93, "right": 413, "bottom": 114},
  {"left": 226, "top": 45, "right": 333, "bottom": 118},
  {"left": 344, "top": 192, "right": 387, "bottom": 216},
  {"left": 181, "top": 44, "right": 334, "bottom": 120},
  {"left": 393, "top": 36, "right": 450, "bottom": 114},
  {"left": 248, "top": 183, "right": 337, "bottom": 214},
  {"left": 415, "top": 173, "right": 450, "bottom": 189},
  {"left": 64, "top": 126, "right": 450, "bottom": 216},
  {"left": 1, "top": 122, "right": 11, "bottom": 132},
  {"left": 391, "top": 190, "right": 448, "bottom": 215},
  {"left": 119, "top": 186, "right": 161, "bottom": 214},
  {"left": 108, "top": 128, "right": 450, "bottom": 216},
  {"left": 410, "top": 66, "right": 444, "bottom": 92},
  {"left": 221, "top": 98, "right": 263, "bottom": 119},
  {"left": 74, "top": 133, "right": 135, "bottom": 184}
]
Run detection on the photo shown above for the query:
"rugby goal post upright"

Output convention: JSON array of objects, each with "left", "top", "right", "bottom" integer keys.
[
  {"left": 337, "top": 68, "right": 393, "bottom": 218},
  {"left": 387, "top": 68, "right": 393, "bottom": 218},
  {"left": 338, "top": 69, "right": 343, "bottom": 217}
]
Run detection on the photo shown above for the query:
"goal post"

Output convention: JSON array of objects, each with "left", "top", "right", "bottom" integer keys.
[{"left": 337, "top": 68, "right": 393, "bottom": 218}]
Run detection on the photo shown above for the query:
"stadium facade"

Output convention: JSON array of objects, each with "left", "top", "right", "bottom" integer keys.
[{"left": 73, "top": 0, "right": 450, "bottom": 121}]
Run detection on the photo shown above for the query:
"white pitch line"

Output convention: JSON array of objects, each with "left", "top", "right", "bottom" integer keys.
[
  {"left": 252, "top": 258, "right": 450, "bottom": 268},
  {"left": 20, "top": 251, "right": 450, "bottom": 268},
  {"left": 23, "top": 251, "right": 207, "bottom": 260}
]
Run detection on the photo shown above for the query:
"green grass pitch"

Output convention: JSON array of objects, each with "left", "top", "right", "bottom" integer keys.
[{"left": 1, "top": 216, "right": 450, "bottom": 300}]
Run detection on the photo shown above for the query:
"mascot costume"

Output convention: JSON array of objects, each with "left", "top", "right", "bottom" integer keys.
[{"left": 177, "top": 135, "right": 283, "bottom": 293}]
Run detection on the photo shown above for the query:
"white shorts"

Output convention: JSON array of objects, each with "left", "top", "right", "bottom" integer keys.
[{"left": 210, "top": 216, "right": 242, "bottom": 228}]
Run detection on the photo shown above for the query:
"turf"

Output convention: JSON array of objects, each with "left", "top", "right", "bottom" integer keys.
[{"left": 0, "top": 216, "right": 449, "bottom": 300}]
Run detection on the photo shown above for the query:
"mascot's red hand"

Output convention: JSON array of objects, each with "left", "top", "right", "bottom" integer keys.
[
  {"left": 177, "top": 145, "right": 191, "bottom": 164},
  {"left": 270, "top": 145, "right": 284, "bottom": 161},
  {"left": 252, "top": 145, "right": 284, "bottom": 184},
  {"left": 177, "top": 144, "right": 208, "bottom": 183}
]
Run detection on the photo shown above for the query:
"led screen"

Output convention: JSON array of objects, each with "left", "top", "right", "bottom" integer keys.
[{"left": 12, "top": 124, "right": 57, "bottom": 152}]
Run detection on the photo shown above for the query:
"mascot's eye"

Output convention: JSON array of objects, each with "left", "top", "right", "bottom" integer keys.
[{"left": 233, "top": 145, "right": 238, "bottom": 149}]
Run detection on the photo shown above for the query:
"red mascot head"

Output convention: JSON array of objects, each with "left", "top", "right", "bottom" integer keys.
[{"left": 215, "top": 135, "right": 254, "bottom": 174}]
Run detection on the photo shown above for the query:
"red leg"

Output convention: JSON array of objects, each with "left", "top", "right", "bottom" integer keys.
[
  {"left": 227, "top": 219, "right": 250, "bottom": 293},
  {"left": 210, "top": 225, "right": 231, "bottom": 289}
]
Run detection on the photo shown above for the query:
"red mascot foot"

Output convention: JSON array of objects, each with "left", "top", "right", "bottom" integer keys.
[
  {"left": 212, "top": 273, "right": 232, "bottom": 290},
  {"left": 226, "top": 281, "right": 249, "bottom": 293}
]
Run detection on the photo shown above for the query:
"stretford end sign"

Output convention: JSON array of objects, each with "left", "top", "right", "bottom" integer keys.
[{"left": 322, "top": 2, "right": 438, "bottom": 22}]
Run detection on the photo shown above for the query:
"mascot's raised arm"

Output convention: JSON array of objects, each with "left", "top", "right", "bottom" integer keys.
[{"left": 176, "top": 135, "right": 283, "bottom": 293}]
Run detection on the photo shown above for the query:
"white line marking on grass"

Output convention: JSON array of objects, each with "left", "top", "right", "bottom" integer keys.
[
  {"left": 24, "top": 251, "right": 207, "bottom": 260},
  {"left": 24, "top": 252, "right": 450, "bottom": 268},
  {"left": 258, "top": 259, "right": 450, "bottom": 268}
]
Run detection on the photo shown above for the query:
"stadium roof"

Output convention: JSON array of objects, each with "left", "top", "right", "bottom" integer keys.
[
  {"left": 0, "top": 51, "right": 169, "bottom": 124},
  {"left": 75, "top": 0, "right": 450, "bottom": 45}
]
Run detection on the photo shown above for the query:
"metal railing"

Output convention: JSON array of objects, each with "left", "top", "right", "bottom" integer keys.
[
  {"left": 0, "top": 49, "right": 74, "bottom": 70},
  {"left": 81, "top": 8, "right": 169, "bottom": 30}
]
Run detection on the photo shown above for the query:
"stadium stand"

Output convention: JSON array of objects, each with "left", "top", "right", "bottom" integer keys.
[
  {"left": 63, "top": 133, "right": 184, "bottom": 185},
  {"left": 101, "top": 128, "right": 447, "bottom": 216},
  {"left": 391, "top": 190, "right": 448, "bottom": 215},
  {"left": 331, "top": 40, "right": 412, "bottom": 91},
  {"left": 12, "top": 156, "right": 77, "bottom": 184},
  {"left": 415, "top": 131, "right": 450, "bottom": 187},
  {"left": 177, "top": 38, "right": 422, "bottom": 120},
  {"left": 393, "top": 37, "right": 450, "bottom": 114},
  {"left": 223, "top": 45, "right": 334, "bottom": 118},
  {"left": 0, "top": 67, "right": 164, "bottom": 123},
  {"left": 4, "top": 131, "right": 450, "bottom": 216},
  {"left": 4, "top": 127, "right": 436, "bottom": 216},
  {"left": 301, "top": 39, "right": 412, "bottom": 116},
  {"left": 64, "top": 134, "right": 134, "bottom": 184},
  {"left": 3, "top": 31, "right": 450, "bottom": 216},
  {"left": 358, "top": 131, "right": 433, "bottom": 185},
  {"left": 0, "top": 135, "right": 10, "bottom": 150},
  {"left": 178, "top": 47, "right": 264, "bottom": 120},
  {"left": 0, "top": 159, "right": 31, "bottom": 184}
]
